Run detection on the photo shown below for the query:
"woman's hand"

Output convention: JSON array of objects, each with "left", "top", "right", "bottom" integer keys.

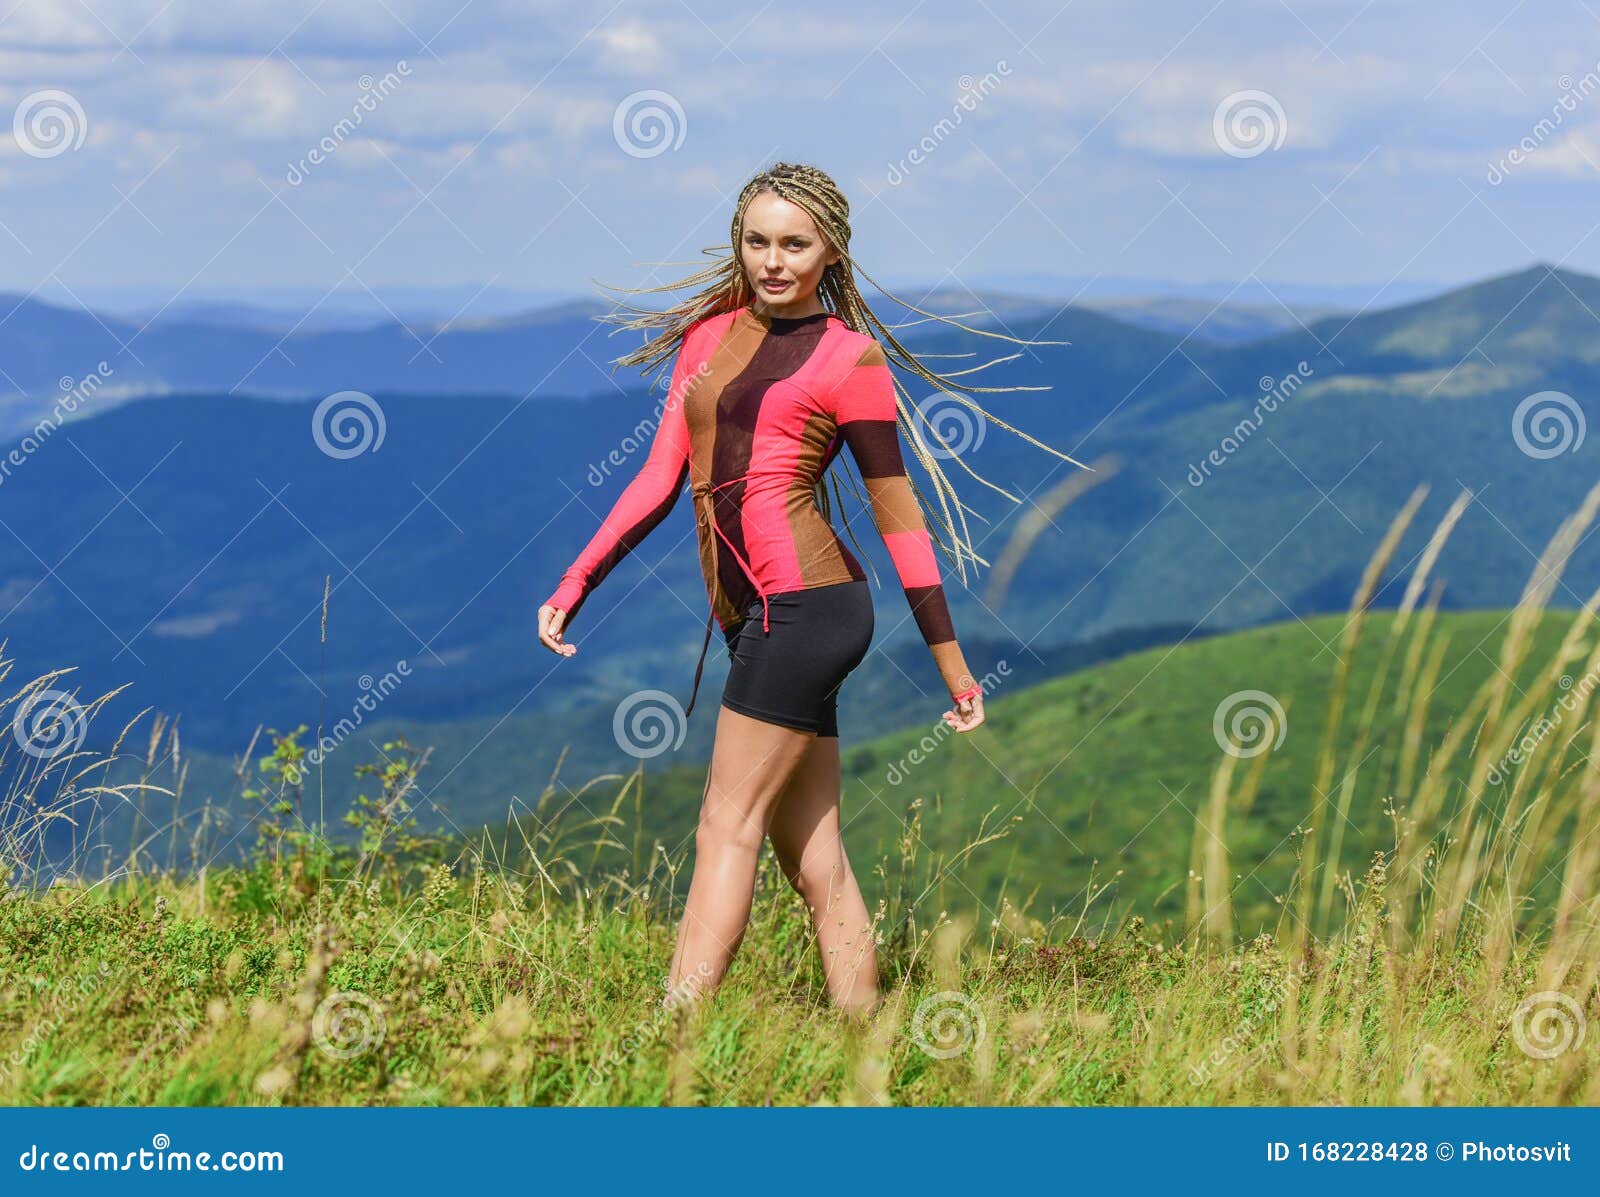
[
  {"left": 943, "top": 690, "right": 984, "bottom": 732},
  {"left": 537, "top": 604, "right": 577, "bottom": 657}
]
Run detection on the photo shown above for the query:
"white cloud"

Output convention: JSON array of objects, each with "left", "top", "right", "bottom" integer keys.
[
  {"left": 1002, "top": 51, "right": 1513, "bottom": 160},
  {"left": 160, "top": 59, "right": 308, "bottom": 137},
  {"left": 593, "top": 20, "right": 666, "bottom": 72},
  {"left": 487, "top": 137, "right": 552, "bottom": 172},
  {"left": 5, "top": 0, "right": 1599, "bottom": 298},
  {"left": 1503, "top": 124, "right": 1600, "bottom": 177}
]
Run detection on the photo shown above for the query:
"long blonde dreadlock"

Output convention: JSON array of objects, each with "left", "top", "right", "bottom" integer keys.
[{"left": 595, "top": 160, "right": 1090, "bottom": 586}]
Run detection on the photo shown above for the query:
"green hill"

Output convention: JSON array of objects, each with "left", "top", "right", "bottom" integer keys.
[
  {"left": 75, "top": 594, "right": 1591, "bottom": 938},
  {"left": 471, "top": 599, "right": 1586, "bottom": 938},
  {"left": 11, "top": 265, "right": 1600, "bottom": 869}
]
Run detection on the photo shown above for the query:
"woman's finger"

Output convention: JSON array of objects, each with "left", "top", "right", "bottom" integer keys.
[
  {"left": 943, "top": 693, "right": 984, "bottom": 731},
  {"left": 537, "top": 604, "right": 576, "bottom": 656}
]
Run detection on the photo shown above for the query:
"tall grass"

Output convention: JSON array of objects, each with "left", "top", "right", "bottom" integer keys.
[{"left": 1, "top": 486, "right": 1597, "bottom": 1105}]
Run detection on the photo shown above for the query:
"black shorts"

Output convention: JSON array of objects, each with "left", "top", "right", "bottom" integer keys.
[{"left": 720, "top": 579, "right": 874, "bottom": 736}]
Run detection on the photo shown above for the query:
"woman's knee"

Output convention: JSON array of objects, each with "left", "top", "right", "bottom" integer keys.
[
  {"left": 696, "top": 805, "right": 767, "bottom": 855},
  {"left": 789, "top": 853, "right": 848, "bottom": 906}
]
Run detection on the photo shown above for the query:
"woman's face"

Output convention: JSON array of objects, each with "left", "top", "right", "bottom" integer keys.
[{"left": 739, "top": 191, "right": 839, "bottom": 316}]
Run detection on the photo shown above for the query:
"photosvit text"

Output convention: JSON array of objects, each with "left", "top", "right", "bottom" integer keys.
[{"left": 1264, "top": 1140, "right": 1572, "bottom": 1163}]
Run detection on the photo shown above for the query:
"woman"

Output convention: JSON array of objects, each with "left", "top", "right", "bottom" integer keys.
[{"left": 537, "top": 163, "right": 1082, "bottom": 1014}]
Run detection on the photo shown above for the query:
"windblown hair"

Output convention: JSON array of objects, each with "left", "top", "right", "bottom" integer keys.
[{"left": 594, "top": 160, "right": 1088, "bottom": 585}]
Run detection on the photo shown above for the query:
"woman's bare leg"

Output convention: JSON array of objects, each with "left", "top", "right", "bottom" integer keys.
[
  {"left": 767, "top": 734, "right": 879, "bottom": 1012},
  {"left": 667, "top": 705, "right": 816, "bottom": 1001}
]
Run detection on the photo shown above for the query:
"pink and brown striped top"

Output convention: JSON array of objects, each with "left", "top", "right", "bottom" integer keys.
[{"left": 546, "top": 304, "right": 981, "bottom": 714}]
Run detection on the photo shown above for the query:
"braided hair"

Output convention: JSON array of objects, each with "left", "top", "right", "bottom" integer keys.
[{"left": 596, "top": 160, "right": 1089, "bottom": 585}]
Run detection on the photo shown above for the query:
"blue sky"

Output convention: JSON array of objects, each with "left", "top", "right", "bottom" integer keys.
[{"left": 2, "top": 0, "right": 1598, "bottom": 314}]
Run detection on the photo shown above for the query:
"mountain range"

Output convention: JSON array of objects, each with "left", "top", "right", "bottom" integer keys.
[
  {"left": 0, "top": 286, "right": 1337, "bottom": 442},
  {"left": 2, "top": 262, "right": 1597, "bottom": 853}
]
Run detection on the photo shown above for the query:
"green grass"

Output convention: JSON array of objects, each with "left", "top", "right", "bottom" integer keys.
[
  {"left": 4, "top": 485, "right": 1600, "bottom": 1106},
  {"left": 557, "top": 606, "right": 1581, "bottom": 934},
  {"left": 0, "top": 848, "right": 1591, "bottom": 1106}
]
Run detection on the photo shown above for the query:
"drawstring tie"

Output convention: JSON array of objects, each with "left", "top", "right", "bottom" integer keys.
[{"left": 684, "top": 475, "right": 769, "bottom": 717}]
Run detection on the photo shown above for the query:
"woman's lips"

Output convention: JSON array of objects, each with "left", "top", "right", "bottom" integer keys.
[{"left": 761, "top": 280, "right": 790, "bottom": 291}]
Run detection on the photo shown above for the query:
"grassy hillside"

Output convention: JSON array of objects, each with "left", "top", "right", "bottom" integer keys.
[
  {"left": 492, "top": 481, "right": 1600, "bottom": 937},
  {"left": 7, "top": 265, "right": 1600, "bottom": 833},
  {"left": 3, "top": 848, "right": 1591, "bottom": 1106},
  {"left": 5, "top": 488, "right": 1600, "bottom": 1106},
  {"left": 75, "top": 619, "right": 1206, "bottom": 852},
  {"left": 508, "top": 606, "right": 1578, "bottom": 936},
  {"left": 52, "top": 512, "right": 1597, "bottom": 934}
]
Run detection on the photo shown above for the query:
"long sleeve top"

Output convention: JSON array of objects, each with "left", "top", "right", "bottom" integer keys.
[{"left": 545, "top": 304, "right": 982, "bottom": 715}]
